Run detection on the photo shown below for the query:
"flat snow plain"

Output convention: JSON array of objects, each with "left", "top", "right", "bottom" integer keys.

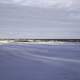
[{"left": 0, "top": 43, "right": 80, "bottom": 80}]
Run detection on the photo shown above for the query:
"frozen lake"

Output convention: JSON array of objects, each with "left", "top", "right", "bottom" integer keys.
[{"left": 0, "top": 44, "right": 80, "bottom": 80}]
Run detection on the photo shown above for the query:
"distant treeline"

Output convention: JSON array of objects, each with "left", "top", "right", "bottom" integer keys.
[{"left": 0, "top": 39, "right": 80, "bottom": 42}]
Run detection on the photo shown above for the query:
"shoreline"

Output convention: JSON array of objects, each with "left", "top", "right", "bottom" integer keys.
[{"left": 0, "top": 41, "right": 80, "bottom": 45}]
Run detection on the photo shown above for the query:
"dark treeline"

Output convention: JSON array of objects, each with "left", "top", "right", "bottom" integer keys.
[{"left": 0, "top": 39, "right": 80, "bottom": 42}]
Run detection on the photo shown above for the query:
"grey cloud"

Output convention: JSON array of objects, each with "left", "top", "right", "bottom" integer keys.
[
  {"left": 0, "top": 2, "right": 80, "bottom": 38},
  {"left": 0, "top": 0, "right": 80, "bottom": 9}
]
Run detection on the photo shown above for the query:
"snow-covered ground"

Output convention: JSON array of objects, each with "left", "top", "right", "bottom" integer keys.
[
  {"left": 0, "top": 40, "right": 14, "bottom": 44},
  {"left": 15, "top": 41, "right": 65, "bottom": 45}
]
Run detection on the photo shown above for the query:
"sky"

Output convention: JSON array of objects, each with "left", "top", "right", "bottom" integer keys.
[{"left": 0, "top": 0, "right": 80, "bottom": 39}]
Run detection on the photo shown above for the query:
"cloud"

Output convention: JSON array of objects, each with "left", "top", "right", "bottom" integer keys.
[
  {"left": 0, "top": 0, "right": 80, "bottom": 21},
  {"left": 0, "top": 0, "right": 80, "bottom": 9},
  {"left": 0, "top": 1, "right": 80, "bottom": 38}
]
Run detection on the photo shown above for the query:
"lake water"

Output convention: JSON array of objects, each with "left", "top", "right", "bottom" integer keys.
[{"left": 0, "top": 44, "right": 80, "bottom": 80}]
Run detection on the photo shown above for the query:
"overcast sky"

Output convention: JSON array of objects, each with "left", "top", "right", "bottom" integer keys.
[{"left": 0, "top": 0, "right": 80, "bottom": 39}]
